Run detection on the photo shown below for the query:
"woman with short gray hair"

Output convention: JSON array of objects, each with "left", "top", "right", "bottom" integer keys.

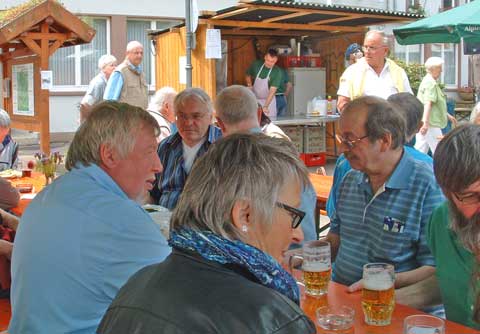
[
  {"left": 80, "top": 54, "right": 117, "bottom": 123},
  {"left": 98, "top": 133, "right": 316, "bottom": 334},
  {"left": 415, "top": 56, "right": 457, "bottom": 154}
]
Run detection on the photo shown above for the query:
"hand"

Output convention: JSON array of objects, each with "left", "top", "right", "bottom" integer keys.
[
  {"left": 262, "top": 105, "right": 269, "bottom": 112},
  {"left": 347, "top": 279, "right": 363, "bottom": 293},
  {"left": 448, "top": 114, "right": 457, "bottom": 127},
  {"left": 419, "top": 124, "right": 429, "bottom": 135}
]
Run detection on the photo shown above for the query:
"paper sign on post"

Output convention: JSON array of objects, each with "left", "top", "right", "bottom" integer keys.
[
  {"left": 179, "top": 56, "right": 187, "bottom": 85},
  {"left": 41, "top": 71, "right": 53, "bottom": 90},
  {"left": 206, "top": 29, "right": 222, "bottom": 59}
]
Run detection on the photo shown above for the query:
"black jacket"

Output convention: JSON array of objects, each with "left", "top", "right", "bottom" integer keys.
[{"left": 97, "top": 249, "right": 316, "bottom": 334}]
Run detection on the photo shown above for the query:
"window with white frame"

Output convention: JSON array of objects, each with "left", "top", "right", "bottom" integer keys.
[
  {"left": 127, "top": 19, "right": 181, "bottom": 87},
  {"left": 431, "top": 43, "right": 457, "bottom": 86},
  {"left": 49, "top": 17, "right": 109, "bottom": 88},
  {"left": 394, "top": 42, "right": 422, "bottom": 64}
]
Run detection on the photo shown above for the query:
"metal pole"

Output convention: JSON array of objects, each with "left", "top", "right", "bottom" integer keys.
[{"left": 185, "top": 0, "right": 193, "bottom": 88}]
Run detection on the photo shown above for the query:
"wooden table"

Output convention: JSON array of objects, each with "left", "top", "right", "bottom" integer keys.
[
  {"left": 9, "top": 172, "right": 45, "bottom": 216},
  {"left": 301, "top": 281, "right": 479, "bottom": 334},
  {"left": 308, "top": 173, "right": 333, "bottom": 236}
]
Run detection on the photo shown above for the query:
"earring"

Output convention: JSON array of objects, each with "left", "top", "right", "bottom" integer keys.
[{"left": 241, "top": 225, "right": 248, "bottom": 232}]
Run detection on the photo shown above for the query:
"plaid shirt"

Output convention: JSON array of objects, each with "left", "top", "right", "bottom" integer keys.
[{"left": 150, "top": 125, "right": 222, "bottom": 209}]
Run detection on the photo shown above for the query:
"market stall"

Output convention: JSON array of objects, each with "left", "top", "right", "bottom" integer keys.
[{"left": 150, "top": 0, "right": 421, "bottom": 162}]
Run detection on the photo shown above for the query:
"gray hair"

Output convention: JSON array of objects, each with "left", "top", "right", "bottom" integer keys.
[
  {"left": 365, "top": 29, "right": 389, "bottom": 46},
  {"left": 215, "top": 85, "right": 258, "bottom": 125},
  {"left": 470, "top": 102, "right": 480, "bottom": 124},
  {"left": 98, "top": 54, "right": 117, "bottom": 70},
  {"left": 387, "top": 93, "right": 423, "bottom": 140},
  {"left": 171, "top": 133, "right": 309, "bottom": 241},
  {"left": 434, "top": 124, "right": 480, "bottom": 194},
  {"left": 126, "top": 41, "right": 143, "bottom": 52},
  {"left": 148, "top": 87, "right": 177, "bottom": 112},
  {"left": 66, "top": 101, "right": 160, "bottom": 171},
  {"left": 0, "top": 109, "right": 11, "bottom": 128},
  {"left": 344, "top": 96, "right": 406, "bottom": 149},
  {"left": 424, "top": 56, "right": 444, "bottom": 72},
  {"left": 174, "top": 87, "right": 213, "bottom": 115}
]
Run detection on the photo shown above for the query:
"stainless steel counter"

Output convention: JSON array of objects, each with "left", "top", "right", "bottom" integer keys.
[{"left": 272, "top": 114, "right": 340, "bottom": 126}]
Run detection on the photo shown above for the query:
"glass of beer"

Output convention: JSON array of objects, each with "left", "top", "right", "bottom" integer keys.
[
  {"left": 404, "top": 315, "right": 445, "bottom": 334},
  {"left": 289, "top": 240, "right": 331, "bottom": 296},
  {"left": 361, "top": 263, "right": 395, "bottom": 326}
]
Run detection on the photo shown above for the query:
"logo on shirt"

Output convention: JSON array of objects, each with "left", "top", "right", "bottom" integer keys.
[{"left": 383, "top": 216, "right": 405, "bottom": 233}]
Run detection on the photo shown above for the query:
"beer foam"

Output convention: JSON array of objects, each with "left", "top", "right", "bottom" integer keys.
[
  {"left": 363, "top": 272, "right": 393, "bottom": 291},
  {"left": 303, "top": 262, "right": 330, "bottom": 272}
]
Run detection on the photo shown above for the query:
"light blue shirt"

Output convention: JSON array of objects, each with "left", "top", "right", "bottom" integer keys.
[
  {"left": 330, "top": 150, "right": 443, "bottom": 285},
  {"left": 103, "top": 62, "right": 143, "bottom": 101},
  {"left": 10, "top": 164, "right": 171, "bottom": 334}
]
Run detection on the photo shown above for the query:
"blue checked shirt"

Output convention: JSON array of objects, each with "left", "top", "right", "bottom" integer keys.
[
  {"left": 150, "top": 125, "right": 222, "bottom": 210},
  {"left": 330, "top": 149, "right": 443, "bottom": 286}
]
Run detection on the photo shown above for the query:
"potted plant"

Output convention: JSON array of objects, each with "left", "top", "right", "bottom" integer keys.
[{"left": 458, "top": 86, "right": 474, "bottom": 101}]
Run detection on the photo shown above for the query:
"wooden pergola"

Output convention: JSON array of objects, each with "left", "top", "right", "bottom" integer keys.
[{"left": 0, "top": 0, "right": 95, "bottom": 153}]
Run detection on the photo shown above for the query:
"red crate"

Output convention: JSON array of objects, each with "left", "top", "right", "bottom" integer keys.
[
  {"left": 300, "top": 152, "right": 326, "bottom": 167},
  {"left": 302, "top": 56, "right": 322, "bottom": 67},
  {"left": 278, "top": 55, "right": 322, "bottom": 68}
]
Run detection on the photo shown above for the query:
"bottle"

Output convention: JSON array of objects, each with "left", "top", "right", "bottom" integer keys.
[{"left": 327, "top": 96, "right": 333, "bottom": 116}]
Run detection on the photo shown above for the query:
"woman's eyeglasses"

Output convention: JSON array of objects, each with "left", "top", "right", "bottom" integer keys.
[{"left": 276, "top": 202, "right": 305, "bottom": 229}]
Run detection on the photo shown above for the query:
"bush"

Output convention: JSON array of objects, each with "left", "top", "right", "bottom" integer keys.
[{"left": 393, "top": 58, "right": 426, "bottom": 95}]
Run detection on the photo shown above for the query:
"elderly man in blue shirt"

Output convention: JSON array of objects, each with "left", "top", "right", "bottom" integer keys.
[
  {"left": 104, "top": 41, "right": 148, "bottom": 109},
  {"left": 150, "top": 88, "right": 222, "bottom": 210},
  {"left": 9, "top": 102, "right": 171, "bottom": 334},
  {"left": 326, "top": 96, "right": 443, "bottom": 299},
  {"left": 214, "top": 85, "right": 317, "bottom": 243}
]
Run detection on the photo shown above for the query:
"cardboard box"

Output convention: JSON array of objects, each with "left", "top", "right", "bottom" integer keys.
[
  {"left": 280, "top": 126, "right": 304, "bottom": 153},
  {"left": 304, "top": 125, "right": 326, "bottom": 153}
]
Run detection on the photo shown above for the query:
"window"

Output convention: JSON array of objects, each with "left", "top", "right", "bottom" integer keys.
[
  {"left": 431, "top": 43, "right": 457, "bottom": 86},
  {"left": 49, "top": 17, "right": 109, "bottom": 88},
  {"left": 442, "top": 0, "right": 455, "bottom": 9},
  {"left": 394, "top": 43, "right": 422, "bottom": 64},
  {"left": 127, "top": 19, "right": 181, "bottom": 87}
]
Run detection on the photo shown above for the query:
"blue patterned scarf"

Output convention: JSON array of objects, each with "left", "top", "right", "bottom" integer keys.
[{"left": 169, "top": 227, "right": 300, "bottom": 304}]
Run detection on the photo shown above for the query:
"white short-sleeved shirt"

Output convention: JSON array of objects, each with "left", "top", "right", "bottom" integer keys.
[{"left": 337, "top": 59, "right": 412, "bottom": 100}]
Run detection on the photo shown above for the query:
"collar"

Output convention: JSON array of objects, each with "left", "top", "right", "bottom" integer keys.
[
  {"left": 73, "top": 163, "right": 129, "bottom": 199},
  {"left": 358, "top": 149, "right": 413, "bottom": 191},
  {"left": 163, "top": 125, "right": 221, "bottom": 147},
  {"left": 126, "top": 60, "right": 142, "bottom": 74}
]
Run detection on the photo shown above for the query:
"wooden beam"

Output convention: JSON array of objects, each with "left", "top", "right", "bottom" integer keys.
[
  {"left": 0, "top": 48, "right": 35, "bottom": 62},
  {"left": 199, "top": 19, "right": 364, "bottom": 33},
  {"left": 221, "top": 29, "right": 330, "bottom": 38},
  {"left": 48, "top": 38, "right": 65, "bottom": 56},
  {"left": 263, "top": 11, "right": 311, "bottom": 23},
  {"left": 212, "top": 7, "right": 257, "bottom": 20},
  {"left": 22, "top": 32, "right": 69, "bottom": 40},
  {"left": 20, "top": 37, "right": 41, "bottom": 56},
  {"left": 310, "top": 14, "right": 363, "bottom": 25}
]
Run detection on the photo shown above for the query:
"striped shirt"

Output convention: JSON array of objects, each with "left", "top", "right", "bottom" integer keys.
[
  {"left": 330, "top": 149, "right": 443, "bottom": 286},
  {"left": 150, "top": 125, "right": 222, "bottom": 210}
]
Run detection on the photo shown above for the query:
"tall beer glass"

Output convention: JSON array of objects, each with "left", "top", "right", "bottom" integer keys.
[
  {"left": 361, "top": 263, "right": 395, "bottom": 326},
  {"left": 289, "top": 240, "right": 331, "bottom": 296}
]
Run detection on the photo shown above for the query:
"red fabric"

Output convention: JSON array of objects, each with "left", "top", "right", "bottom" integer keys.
[{"left": 0, "top": 226, "right": 15, "bottom": 243}]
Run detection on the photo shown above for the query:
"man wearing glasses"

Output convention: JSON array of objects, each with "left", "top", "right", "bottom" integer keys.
[
  {"left": 337, "top": 30, "right": 412, "bottom": 112},
  {"left": 400, "top": 124, "right": 480, "bottom": 329},
  {"left": 149, "top": 88, "right": 221, "bottom": 209},
  {"left": 326, "top": 96, "right": 443, "bottom": 302}
]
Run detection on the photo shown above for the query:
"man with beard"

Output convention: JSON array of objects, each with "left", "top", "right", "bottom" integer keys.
[
  {"left": 407, "top": 124, "right": 480, "bottom": 329},
  {"left": 326, "top": 96, "right": 443, "bottom": 293}
]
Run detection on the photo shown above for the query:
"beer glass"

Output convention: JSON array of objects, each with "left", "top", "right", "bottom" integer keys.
[
  {"left": 289, "top": 240, "right": 331, "bottom": 296},
  {"left": 361, "top": 263, "right": 395, "bottom": 326},
  {"left": 403, "top": 315, "right": 445, "bottom": 334}
]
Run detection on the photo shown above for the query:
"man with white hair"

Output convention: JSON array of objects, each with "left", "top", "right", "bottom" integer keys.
[
  {"left": 0, "top": 108, "right": 19, "bottom": 210},
  {"left": 80, "top": 54, "right": 117, "bottom": 122},
  {"left": 337, "top": 30, "right": 412, "bottom": 112},
  {"left": 9, "top": 101, "right": 171, "bottom": 334},
  {"left": 215, "top": 85, "right": 317, "bottom": 244},
  {"left": 104, "top": 41, "right": 148, "bottom": 109},
  {"left": 147, "top": 87, "right": 177, "bottom": 142}
]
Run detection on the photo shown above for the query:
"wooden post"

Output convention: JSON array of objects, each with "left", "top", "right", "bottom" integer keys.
[{"left": 39, "top": 22, "right": 51, "bottom": 154}]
